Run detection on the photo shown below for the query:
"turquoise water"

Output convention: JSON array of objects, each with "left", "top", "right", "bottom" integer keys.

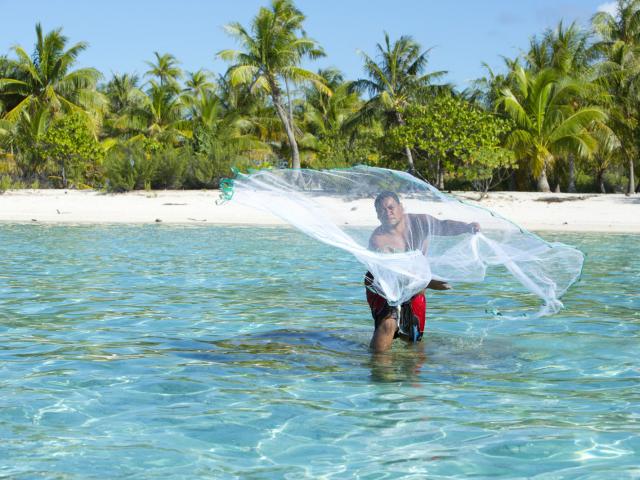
[{"left": 1, "top": 225, "right": 638, "bottom": 479}]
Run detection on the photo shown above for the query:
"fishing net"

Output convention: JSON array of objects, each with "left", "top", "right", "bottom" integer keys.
[{"left": 224, "top": 166, "right": 584, "bottom": 317}]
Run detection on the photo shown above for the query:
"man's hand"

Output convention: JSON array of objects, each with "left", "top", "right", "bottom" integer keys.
[
  {"left": 468, "top": 222, "right": 481, "bottom": 234},
  {"left": 427, "top": 279, "right": 452, "bottom": 290}
]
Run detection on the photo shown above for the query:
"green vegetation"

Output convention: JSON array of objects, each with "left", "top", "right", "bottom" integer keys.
[
  {"left": 1, "top": 0, "right": 640, "bottom": 193},
  {"left": 390, "top": 95, "right": 515, "bottom": 192}
]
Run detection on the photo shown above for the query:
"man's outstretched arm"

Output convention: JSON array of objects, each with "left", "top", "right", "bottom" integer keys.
[{"left": 414, "top": 214, "right": 480, "bottom": 236}]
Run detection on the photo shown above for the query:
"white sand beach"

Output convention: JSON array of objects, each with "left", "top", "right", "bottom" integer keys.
[{"left": 0, "top": 189, "right": 638, "bottom": 233}]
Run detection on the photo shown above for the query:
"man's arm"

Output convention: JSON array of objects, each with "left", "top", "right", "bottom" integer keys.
[{"left": 413, "top": 213, "right": 480, "bottom": 236}]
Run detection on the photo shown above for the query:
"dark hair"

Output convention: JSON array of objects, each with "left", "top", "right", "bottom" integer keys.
[{"left": 374, "top": 191, "right": 400, "bottom": 211}]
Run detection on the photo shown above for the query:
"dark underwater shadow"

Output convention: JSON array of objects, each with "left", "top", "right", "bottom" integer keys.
[
  {"left": 169, "top": 327, "right": 523, "bottom": 385},
  {"left": 171, "top": 329, "right": 369, "bottom": 376}
]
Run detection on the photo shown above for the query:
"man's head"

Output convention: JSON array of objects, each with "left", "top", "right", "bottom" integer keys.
[{"left": 374, "top": 191, "right": 404, "bottom": 228}]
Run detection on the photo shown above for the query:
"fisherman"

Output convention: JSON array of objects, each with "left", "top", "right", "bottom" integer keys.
[{"left": 366, "top": 191, "right": 480, "bottom": 352}]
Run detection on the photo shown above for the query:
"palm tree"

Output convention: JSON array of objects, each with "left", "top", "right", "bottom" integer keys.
[
  {"left": 102, "top": 73, "right": 146, "bottom": 138},
  {"left": 188, "top": 87, "right": 269, "bottom": 160},
  {"left": 218, "top": 72, "right": 274, "bottom": 138},
  {"left": 544, "top": 21, "right": 592, "bottom": 75},
  {"left": 499, "top": 66, "right": 607, "bottom": 191},
  {"left": 139, "top": 80, "right": 190, "bottom": 143},
  {"left": 0, "top": 56, "right": 12, "bottom": 116},
  {"left": 145, "top": 52, "right": 182, "bottom": 89},
  {"left": 469, "top": 57, "right": 520, "bottom": 111},
  {"left": 104, "top": 73, "right": 144, "bottom": 112},
  {"left": 13, "top": 107, "right": 52, "bottom": 176},
  {"left": 592, "top": 0, "right": 640, "bottom": 194},
  {"left": 302, "top": 69, "right": 359, "bottom": 136},
  {"left": 586, "top": 121, "right": 620, "bottom": 192},
  {"left": 348, "top": 32, "right": 448, "bottom": 172},
  {"left": 218, "top": 0, "right": 329, "bottom": 169},
  {"left": 526, "top": 21, "right": 598, "bottom": 192},
  {"left": 184, "top": 70, "right": 214, "bottom": 97},
  {"left": 0, "top": 23, "right": 104, "bottom": 123},
  {"left": 298, "top": 68, "right": 362, "bottom": 165}
]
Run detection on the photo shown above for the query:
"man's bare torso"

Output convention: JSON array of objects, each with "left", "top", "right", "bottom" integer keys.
[{"left": 369, "top": 214, "right": 428, "bottom": 253}]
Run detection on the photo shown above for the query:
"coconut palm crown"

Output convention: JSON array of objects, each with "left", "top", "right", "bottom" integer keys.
[
  {"left": 218, "top": 0, "right": 329, "bottom": 169},
  {"left": 348, "top": 32, "right": 448, "bottom": 172},
  {"left": 499, "top": 66, "right": 607, "bottom": 191},
  {"left": 0, "top": 23, "right": 104, "bottom": 123}
]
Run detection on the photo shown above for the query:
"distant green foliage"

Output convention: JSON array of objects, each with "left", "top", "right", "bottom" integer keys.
[
  {"left": 41, "top": 112, "right": 104, "bottom": 188},
  {"left": 0, "top": 23, "right": 104, "bottom": 124},
  {"left": 103, "top": 144, "right": 140, "bottom": 192},
  {"left": 0, "top": 174, "right": 10, "bottom": 193},
  {"left": 390, "top": 96, "right": 516, "bottom": 190},
  {"left": 2, "top": 7, "right": 640, "bottom": 193},
  {"left": 187, "top": 149, "right": 246, "bottom": 188},
  {"left": 104, "top": 143, "right": 162, "bottom": 192},
  {"left": 303, "top": 130, "right": 383, "bottom": 169},
  {"left": 153, "top": 148, "right": 188, "bottom": 189},
  {"left": 104, "top": 142, "right": 193, "bottom": 191}
]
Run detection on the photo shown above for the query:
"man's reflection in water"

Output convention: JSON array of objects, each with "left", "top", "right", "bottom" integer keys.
[{"left": 368, "top": 345, "right": 428, "bottom": 383}]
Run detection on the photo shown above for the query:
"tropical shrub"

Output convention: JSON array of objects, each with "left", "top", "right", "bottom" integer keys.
[
  {"left": 0, "top": 174, "right": 10, "bottom": 193},
  {"left": 103, "top": 144, "right": 139, "bottom": 192},
  {"left": 390, "top": 96, "right": 515, "bottom": 190},
  {"left": 153, "top": 147, "right": 188, "bottom": 189},
  {"left": 104, "top": 143, "right": 158, "bottom": 192},
  {"left": 41, "top": 112, "right": 104, "bottom": 188}
]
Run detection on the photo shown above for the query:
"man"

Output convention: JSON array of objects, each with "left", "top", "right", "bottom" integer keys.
[{"left": 366, "top": 191, "right": 480, "bottom": 352}]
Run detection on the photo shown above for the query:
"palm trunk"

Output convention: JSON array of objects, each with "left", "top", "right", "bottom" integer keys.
[
  {"left": 537, "top": 168, "right": 551, "bottom": 192},
  {"left": 628, "top": 158, "right": 635, "bottom": 195},
  {"left": 596, "top": 168, "right": 606, "bottom": 193},
  {"left": 272, "top": 90, "right": 301, "bottom": 169},
  {"left": 508, "top": 168, "right": 516, "bottom": 191},
  {"left": 567, "top": 154, "right": 576, "bottom": 193},
  {"left": 436, "top": 157, "right": 445, "bottom": 190},
  {"left": 395, "top": 111, "right": 415, "bottom": 172},
  {"left": 404, "top": 145, "right": 415, "bottom": 173},
  {"left": 285, "top": 77, "right": 294, "bottom": 129}
]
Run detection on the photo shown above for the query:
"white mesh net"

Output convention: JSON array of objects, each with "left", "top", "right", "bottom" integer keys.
[{"left": 228, "top": 166, "right": 584, "bottom": 316}]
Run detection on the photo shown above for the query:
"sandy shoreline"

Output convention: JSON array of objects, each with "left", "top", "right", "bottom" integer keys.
[{"left": 0, "top": 189, "right": 639, "bottom": 233}]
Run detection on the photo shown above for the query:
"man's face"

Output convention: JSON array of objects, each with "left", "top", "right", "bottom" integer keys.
[{"left": 376, "top": 197, "right": 404, "bottom": 228}]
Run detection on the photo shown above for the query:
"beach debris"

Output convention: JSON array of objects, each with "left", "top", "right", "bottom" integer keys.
[
  {"left": 155, "top": 218, "right": 162, "bottom": 223},
  {"left": 163, "top": 203, "right": 187, "bottom": 206},
  {"left": 187, "top": 218, "right": 207, "bottom": 222},
  {"left": 536, "top": 195, "right": 594, "bottom": 203}
]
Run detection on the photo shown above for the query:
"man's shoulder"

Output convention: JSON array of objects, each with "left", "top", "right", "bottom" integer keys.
[
  {"left": 370, "top": 225, "right": 384, "bottom": 236},
  {"left": 368, "top": 226, "right": 387, "bottom": 248}
]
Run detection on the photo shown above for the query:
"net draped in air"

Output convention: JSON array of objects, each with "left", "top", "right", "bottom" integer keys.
[{"left": 227, "top": 166, "right": 583, "bottom": 316}]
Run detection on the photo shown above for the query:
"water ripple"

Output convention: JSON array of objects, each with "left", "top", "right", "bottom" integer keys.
[{"left": 0, "top": 225, "right": 638, "bottom": 478}]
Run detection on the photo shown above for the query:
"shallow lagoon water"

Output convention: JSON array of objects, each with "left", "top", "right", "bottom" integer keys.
[{"left": 1, "top": 224, "right": 638, "bottom": 479}]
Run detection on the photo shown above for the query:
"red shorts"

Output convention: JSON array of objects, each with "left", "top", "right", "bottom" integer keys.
[{"left": 364, "top": 272, "right": 426, "bottom": 341}]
